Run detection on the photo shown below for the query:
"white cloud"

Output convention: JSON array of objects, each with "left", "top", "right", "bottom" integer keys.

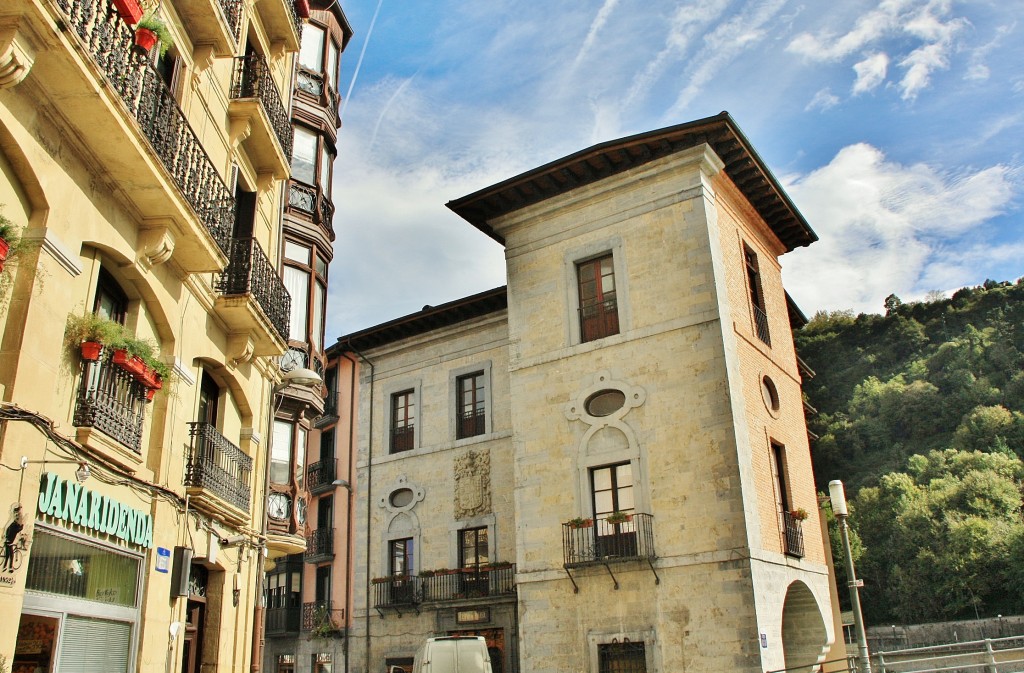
[
  {"left": 572, "top": 0, "right": 621, "bottom": 71},
  {"left": 806, "top": 88, "right": 840, "bottom": 111},
  {"left": 782, "top": 143, "right": 1016, "bottom": 315},
  {"left": 852, "top": 52, "right": 889, "bottom": 94}
]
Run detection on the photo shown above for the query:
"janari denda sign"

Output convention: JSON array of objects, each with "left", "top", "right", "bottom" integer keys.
[{"left": 37, "top": 472, "right": 153, "bottom": 549}]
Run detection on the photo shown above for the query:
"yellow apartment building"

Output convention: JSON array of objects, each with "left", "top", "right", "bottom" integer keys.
[{"left": 0, "top": 0, "right": 309, "bottom": 671}]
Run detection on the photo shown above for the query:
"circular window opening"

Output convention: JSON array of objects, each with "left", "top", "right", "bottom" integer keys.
[
  {"left": 390, "top": 488, "right": 414, "bottom": 508},
  {"left": 761, "top": 376, "right": 780, "bottom": 412},
  {"left": 585, "top": 389, "right": 626, "bottom": 417}
]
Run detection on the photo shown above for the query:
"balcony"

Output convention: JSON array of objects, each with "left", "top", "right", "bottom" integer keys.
[
  {"left": 306, "top": 458, "right": 337, "bottom": 495},
  {"left": 214, "top": 237, "right": 291, "bottom": 355},
  {"left": 265, "top": 604, "right": 301, "bottom": 636},
  {"left": 172, "top": 0, "right": 242, "bottom": 55},
  {"left": 456, "top": 408, "right": 486, "bottom": 440},
  {"left": 390, "top": 425, "right": 414, "bottom": 453},
  {"left": 304, "top": 527, "right": 334, "bottom": 563},
  {"left": 372, "top": 576, "right": 420, "bottom": 614},
  {"left": 579, "top": 297, "right": 620, "bottom": 342},
  {"left": 73, "top": 350, "right": 147, "bottom": 455},
  {"left": 563, "top": 513, "right": 656, "bottom": 567},
  {"left": 184, "top": 422, "right": 252, "bottom": 521},
  {"left": 420, "top": 564, "right": 516, "bottom": 603},
  {"left": 302, "top": 601, "right": 343, "bottom": 635},
  {"left": 782, "top": 511, "right": 805, "bottom": 558},
  {"left": 252, "top": 0, "right": 301, "bottom": 54},
  {"left": 40, "top": 0, "right": 234, "bottom": 271},
  {"left": 229, "top": 54, "right": 293, "bottom": 178},
  {"left": 287, "top": 182, "right": 335, "bottom": 240}
]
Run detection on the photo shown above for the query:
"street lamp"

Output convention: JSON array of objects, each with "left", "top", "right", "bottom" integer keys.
[{"left": 829, "top": 480, "right": 872, "bottom": 673}]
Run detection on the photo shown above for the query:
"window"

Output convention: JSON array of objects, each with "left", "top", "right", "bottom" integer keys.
[
  {"left": 315, "top": 565, "right": 331, "bottom": 602},
  {"left": 577, "top": 254, "right": 619, "bottom": 342},
  {"left": 456, "top": 372, "right": 486, "bottom": 439},
  {"left": 267, "top": 566, "right": 300, "bottom": 609},
  {"left": 271, "top": 420, "right": 293, "bottom": 485},
  {"left": 292, "top": 127, "right": 318, "bottom": 185},
  {"left": 317, "top": 495, "right": 333, "bottom": 530},
  {"left": 591, "top": 462, "right": 637, "bottom": 557},
  {"left": 770, "top": 442, "right": 789, "bottom": 513},
  {"left": 198, "top": 371, "right": 219, "bottom": 427},
  {"left": 459, "top": 527, "right": 489, "bottom": 569},
  {"left": 744, "top": 244, "right": 771, "bottom": 346},
  {"left": 390, "top": 390, "right": 415, "bottom": 453},
  {"left": 389, "top": 538, "right": 414, "bottom": 576},
  {"left": 282, "top": 239, "right": 328, "bottom": 354},
  {"left": 598, "top": 642, "right": 647, "bottom": 673},
  {"left": 298, "top": 23, "right": 324, "bottom": 72},
  {"left": 93, "top": 267, "right": 128, "bottom": 323}
]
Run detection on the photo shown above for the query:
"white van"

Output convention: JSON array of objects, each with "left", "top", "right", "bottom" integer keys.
[{"left": 411, "top": 636, "right": 492, "bottom": 673}]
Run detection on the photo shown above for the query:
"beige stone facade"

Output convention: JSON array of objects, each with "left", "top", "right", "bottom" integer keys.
[
  {"left": 335, "top": 114, "right": 833, "bottom": 673},
  {"left": 0, "top": 0, "right": 303, "bottom": 671}
]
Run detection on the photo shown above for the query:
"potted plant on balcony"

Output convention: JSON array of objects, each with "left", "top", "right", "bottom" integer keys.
[
  {"left": 308, "top": 605, "right": 340, "bottom": 640},
  {"left": 790, "top": 507, "right": 809, "bottom": 521},
  {"left": 64, "top": 313, "right": 172, "bottom": 392},
  {"left": 567, "top": 517, "right": 593, "bottom": 529},
  {"left": 605, "top": 511, "right": 632, "bottom": 525},
  {"left": 65, "top": 312, "right": 127, "bottom": 361},
  {"left": 111, "top": 0, "right": 145, "bottom": 25},
  {"left": 134, "top": 13, "right": 173, "bottom": 57}
]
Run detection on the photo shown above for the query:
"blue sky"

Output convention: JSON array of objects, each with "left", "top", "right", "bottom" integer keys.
[{"left": 326, "top": 0, "right": 1022, "bottom": 339}]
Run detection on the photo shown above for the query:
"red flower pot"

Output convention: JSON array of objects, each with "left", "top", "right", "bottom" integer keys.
[
  {"left": 80, "top": 341, "right": 103, "bottom": 361},
  {"left": 294, "top": 0, "right": 310, "bottom": 19},
  {"left": 146, "top": 387, "right": 157, "bottom": 402},
  {"left": 113, "top": 349, "right": 148, "bottom": 378},
  {"left": 133, "top": 26, "right": 158, "bottom": 56},
  {"left": 112, "top": 0, "right": 144, "bottom": 24},
  {"left": 0, "top": 237, "right": 9, "bottom": 273}
]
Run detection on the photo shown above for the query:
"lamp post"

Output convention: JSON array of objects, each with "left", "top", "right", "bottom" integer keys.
[{"left": 829, "top": 480, "right": 872, "bottom": 673}]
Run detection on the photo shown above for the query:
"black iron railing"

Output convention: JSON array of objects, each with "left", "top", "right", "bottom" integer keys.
[
  {"left": 185, "top": 422, "right": 253, "bottom": 512},
  {"left": 53, "top": 0, "right": 235, "bottom": 255},
  {"left": 73, "top": 349, "right": 147, "bottom": 453},
  {"left": 219, "top": 0, "right": 243, "bottom": 43},
  {"left": 230, "top": 53, "right": 293, "bottom": 160},
  {"left": 372, "top": 576, "right": 420, "bottom": 608},
  {"left": 753, "top": 303, "right": 771, "bottom": 346},
  {"left": 321, "top": 384, "right": 338, "bottom": 419},
  {"left": 265, "top": 605, "right": 301, "bottom": 636},
  {"left": 302, "top": 600, "right": 341, "bottom": 631},
  {"left": 420, "top": 565, "right": 516, "bottom": 602},
  {"left": 304, "top": 527, "right": 334, "bottom": 561},
  {"left": 457, "top": 408, "right": 486, "bottom": 439},
  {"left": 215, "top": 237, "right": 291, "bottom": 341},
  {"left": 390, "top": 425, "right": 414, "bottom": 453},
  {"left": 296, "top": 69, "right": 324, "bottom": 98},
  {"left": 284, "top": 0, "right": 302, "bottom": 39},
  {"left": 562, "top": 513, "right": 656, "bottom": 567},
  {"left": 782, "top": 511, "right": 805, "bottom": 558},
  {"left": 579, "top": 297, "right": 620, "bottom": 342},
  {"left": 307, "top": 458, "right": 337, "bottom": 494},
  {"left": 288, "top": 182, "right": 335, "bottom": 236}
]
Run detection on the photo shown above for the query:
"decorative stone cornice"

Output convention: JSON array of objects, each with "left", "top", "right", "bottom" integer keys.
[{"left": 0, "top": 20, "right": 38, "bottom": 89}]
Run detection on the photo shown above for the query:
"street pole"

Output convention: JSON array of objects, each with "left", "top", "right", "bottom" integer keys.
[{"left": 829, "top": 480, "right": 872, "bottom": 673}]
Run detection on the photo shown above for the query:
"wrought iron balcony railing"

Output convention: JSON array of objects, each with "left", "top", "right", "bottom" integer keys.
[
  {"left": 53, "top": 0, "right": 234, "bottom": 255},
  {"left": 390, "top": 425, "right": 414, "bottom": 453},
  {"left": 579, "top": 297, "right": 620, "bottom": 342},
  {"left": 307, "top": 458, "right": 337, "bottom": 494},
  {"left": 753, "top": 303, "right": 771, "bottom": 346},
  {"left": 456, "top": 408, "right": 486, "bottom": 439},
  {"left": 184, "top": 422, "right": 253, "bottom": 512},
  {"left": 302, "top": 600, "right": 342, "bottom": 631},
  {"left": 73, "top": 349, "right": 147, "bottom": 454},
  {"left": 231, "top": 53, "right": 293, "bottom": 160},
  {"left": 782, "top": 511, "right": 805, "bottom": 558},
  {"left": 372, "top": 576, "right": 421, "bottom": 609},
  {"left": 219, "top": 0, "right": 243, "bottom": 42},
  {"left": 562, "top": 513, "right": 656, "bottom": 567},
  {"left": 420, "top": 564, "right": 516, "bottom": 603},
  {"left": 215, "top": 237, "right": 291, "bottom": 342},
  {"left": 304, "top": 527, "right": 334, "bottom": 562},
  {"left": 287, "top": 182, "right": 336, "bottom": 237}
]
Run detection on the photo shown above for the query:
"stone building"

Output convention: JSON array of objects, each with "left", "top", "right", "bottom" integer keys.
[
  {"left": 0, "top": 0, "right": 311, "bottom": 671},
  {"left": 329, "top": 112, "right": 834, "bottom": 673}
]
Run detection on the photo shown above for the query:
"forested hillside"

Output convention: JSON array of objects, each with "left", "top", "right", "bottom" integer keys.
[{"left": 795, "top": 279, "right": 1024, "bottom": 624}]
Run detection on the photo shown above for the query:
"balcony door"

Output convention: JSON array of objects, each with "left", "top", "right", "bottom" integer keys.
[
  {"left": 458, "top": 527, "right": 489, "bottom": 597},
  {"left": 590, "top": 463, "right": 637, "bottom": 558},
  {"left": 198, "top": 372, "right": 219, "bottom": 427}
]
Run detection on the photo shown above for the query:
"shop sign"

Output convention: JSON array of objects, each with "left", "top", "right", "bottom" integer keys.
[{"left": 37, "top": 472, "right": 153, "bottom": 549}]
